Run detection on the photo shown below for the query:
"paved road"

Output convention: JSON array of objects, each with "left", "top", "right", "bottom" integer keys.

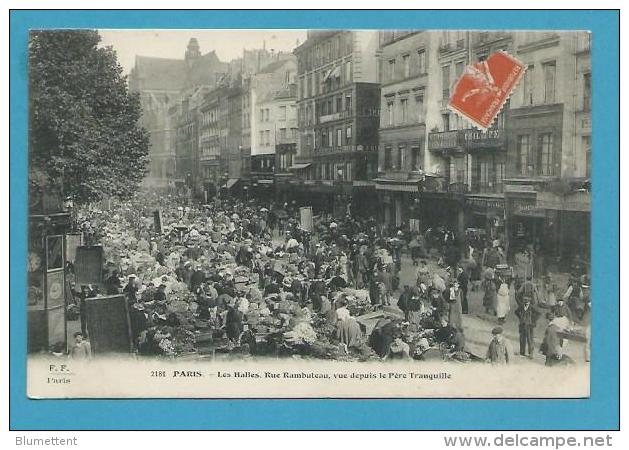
[{"left": 393, "top": 253, "right": 587, "bottom": 365}]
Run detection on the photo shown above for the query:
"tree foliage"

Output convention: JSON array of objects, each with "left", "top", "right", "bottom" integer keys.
[{"left": 29, "top": 30, "right": 150, "bottom": 205}]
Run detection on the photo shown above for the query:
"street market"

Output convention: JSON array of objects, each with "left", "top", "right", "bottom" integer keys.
[{"left": 59, "top": 191, "right": 590, "bottom": 366}]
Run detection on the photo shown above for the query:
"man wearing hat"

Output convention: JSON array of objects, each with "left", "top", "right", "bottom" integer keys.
[
  {"left": 154, "top": 283, "right": 167, "bottom": 303},
  {"left": 123, "top": 274, "right": 139, "bottom": 304},
  {"left": 486, "top": 326, "right": 510, "bottom": 365},
  {"left": 129, "top": 302, "right": 150, "bottom": 349},
  {"left": 515, "top": 297, "right": 540, "bottom": 358},
  {"left": 483, "top": 240, "right": 502, "bottom": 269}
]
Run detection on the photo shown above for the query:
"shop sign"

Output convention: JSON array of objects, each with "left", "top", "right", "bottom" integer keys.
[
  {"left": 461, "top": 128, "right": 505, "bottom": 149},
  {"left": 428, "top": 130, "right": 460, "bottom": 150},
  {"left": 467, "top": 197, "right": 505, "bottom": 212},
  {"left": 512, "top": 199, "right": 546, "bottom": 217}
]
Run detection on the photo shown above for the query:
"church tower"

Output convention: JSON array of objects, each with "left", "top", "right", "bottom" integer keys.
[{"left": 185, "top": 37, "right": 201, "bottom": 68}]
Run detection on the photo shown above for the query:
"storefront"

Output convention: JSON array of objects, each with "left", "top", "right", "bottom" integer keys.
[
  {"left": 505, "top": 189, "right": 560, "bottom": 268},
  {"left": 537, "top": 190, "right": 591, "bottom": 269},
  {"left": 465, "top": 195, "right": 506, "bottom": 242}
]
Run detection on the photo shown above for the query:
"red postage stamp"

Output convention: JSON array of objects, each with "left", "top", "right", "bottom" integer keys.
[{"left": 449, "top": 51, "right": 526, "bottom": 130}]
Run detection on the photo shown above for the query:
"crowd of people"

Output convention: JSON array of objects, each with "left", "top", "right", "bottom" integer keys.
[{"left": 63, "top": 191, "right": 590, "bottom": 366}]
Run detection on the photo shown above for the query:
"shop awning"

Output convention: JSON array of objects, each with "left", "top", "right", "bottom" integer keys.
[
  {"left": 223, "top": 178, "right": 239, "bottom": 189},
  {"left": 288, "top": 163, "right": 311, "bottom": 170},
  {"left": 322, "top": 66, "right": 340, "bottom": 82},
  {"left": 375, "top": 182, "right": 420, "bottom": 193}
]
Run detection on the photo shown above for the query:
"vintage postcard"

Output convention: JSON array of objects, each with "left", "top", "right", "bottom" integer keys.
[{"left": 26, "top": 29, "right": 592, "bottom": 398}]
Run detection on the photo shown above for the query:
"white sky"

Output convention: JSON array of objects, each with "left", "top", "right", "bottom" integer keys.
[{"left": 98, "top": 29, "right": 307, "bottom": 75}]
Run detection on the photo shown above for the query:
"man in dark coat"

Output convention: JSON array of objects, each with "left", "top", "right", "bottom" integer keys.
[
  {"left": 444, "top": 242, "right": 460, "bottom": 271},
  {"left": 105, "top": 271, "right": 122, "bottom": 295},
  {"left": 397, "top": 285, "right": 412, "bottom": 321},
  {"left": 189, "top": 267, "right": 205, "bottom": 293},
  {"left": 129, "top": 303, "right": 150, "bottom": 347},
  {"left": 122, "top": 275, "right": 138, "bottom": 304},
  {"left": 154, "top": 284, "right": 167, "bottom": 303},
  {"left": 225, "top": 304, "right": 243, "bottom": 341},
  {"left": 514, "top": 297, "right": 540, "bottom": 358}
]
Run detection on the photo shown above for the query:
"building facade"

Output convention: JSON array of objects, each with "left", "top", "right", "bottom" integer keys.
[
  {"left": 373, "top": 30, "right": 591, "bottom": 269},
  {"left": 198, "top": 87, "right": 225, "bottom": 199},
  {"left": 246, "top": 58, "right": 297, "bottom": 199},
  {"left": 375, "top": 31, "right": 436, "bottom": 229},
  {"left": 292, "top": 30, "right": 381, "bottom": 217},
  {"left": 504, "top": 31, "right": 591, "bottom": 269}
]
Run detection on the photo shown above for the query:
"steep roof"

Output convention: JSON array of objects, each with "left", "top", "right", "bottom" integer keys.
[
  {"left": 257, "top": 58, "right": 292, "bottom": 74},
  {"left": 132, "top": 55, "right": 187, "bottom": 91},
  {"left": 131, "top": 51, "right": 228, "bottom": 92},
  {"left": 186, "top": 50, "right": 228, "bottom": 88}
]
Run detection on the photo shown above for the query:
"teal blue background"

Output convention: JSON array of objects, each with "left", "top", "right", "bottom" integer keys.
[{"left": 10, "top": 10, "right": 619, "bottom": 430}]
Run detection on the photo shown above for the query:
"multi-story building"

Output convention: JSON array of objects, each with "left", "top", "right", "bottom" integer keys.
[
  {"left": 251, "top": 84, "right": 298, "bottom": 198},
  {"left": 238, "top": 50, "right": 295, "bottom": 193},
  {"left": 504, "top": 31, "right": 591, "bottom": 268},
  {"left": 129, "top": 38, "right": 228, "bottom": 189},
  {"left": 291, "top": 30, "right": 381, "bottom": 217},
  {"left": 375, "top": 30, "right": 438, "bottom": 228},
  {"left": 198, "top": 87, "right": 224, "bottom": 199},
  {"left": 245, "top": 58, "right": 297, "bottom": 199},
  {"left": 375, "top": 30, "right": 591, "bottom": 269},
  {"left": 173, "top": 86, "right": 211, "bottom": 196},
  {"left": 419, "top": 31, "right": 513, "bottom": 240},
  {"left": 226, "top": 80, "right": 246, "bottom": 185}
]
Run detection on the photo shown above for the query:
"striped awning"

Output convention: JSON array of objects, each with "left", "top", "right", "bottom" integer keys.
[
  {"left": 223, "top": 178, "right": 239, "bottom": 189},
  {"left": 288, "top": 163, "right": 311, "bottom": 170}
]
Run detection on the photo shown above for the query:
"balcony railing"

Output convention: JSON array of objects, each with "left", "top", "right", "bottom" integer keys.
[
  {"left": 428, "top": 128, "right": 505, "bottom": 151},
  {"left": 276, "top": 135, "right": 298, "bottom": 145},
  {"left": 474, "top": 31, "right": 510, "bottom": 46},
  {"left": 314, "top": 144, "right": 378, "bottom": 155},
  {"left": 318, "top": 110, "right": 353, "bottom": 124}
]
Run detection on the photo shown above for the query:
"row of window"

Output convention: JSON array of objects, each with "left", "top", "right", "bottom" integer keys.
[
  {"left": 516, "top": 133, "right": 556, "bottom": 176},
  {"left": 278, "top": 153, "right": 294, "bottom": 170},
  {"left": 313, "top": 161, "right": 354, "bottom": 182},
  {"left": 446, "top": 155, "right": 507, "bottom": 194},
  {"left": 441, "top": 60, "right": 466, "bottom": 99},
  {"left": 317, "top": 92, "right": 352, "bottom": 118},
  {"left": 259, "top": 105, "right": 297, "bottom": 122},
  {"left": 384, "top": 94, "right": 424, "bottom": 127},
  {"left": 252, "top": 157, "right": 274, "bottom": 172},
  {"left": 200, "top": 145, "right": 220, "bottom": 158},
  {"left": 200, "top": 109, "right": 221, "bottom": 127},
  {"left": 382, "top": 144, "right": 423, "bottom": 172},
  {"left": 521, "top": 61, "right": 558, "bottom": 106},
  {"left": 258, "top": 128, "right": 298, "bottom": 147},
  {"left": 385, "top": 48, "right": 427, "bottom": 83},
  {"left": 299, "top": 92, "right": 355, "bottom": 127},
  {"left": 299, "top": 61, "right": 353, "bottom": 100},
  {"left": 297, "top": 32, "right": 353, "bottom": 73},
  {"left": 177, "top": 123, "right": 195, "bottom": 136},
  {"left": 315, "top": 125, "right": 353, "bottom": 149}
]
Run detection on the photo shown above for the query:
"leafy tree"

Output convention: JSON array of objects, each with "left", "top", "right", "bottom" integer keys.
[{"left": 29, "top": 30, "right": 149, "bottom": 205}]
